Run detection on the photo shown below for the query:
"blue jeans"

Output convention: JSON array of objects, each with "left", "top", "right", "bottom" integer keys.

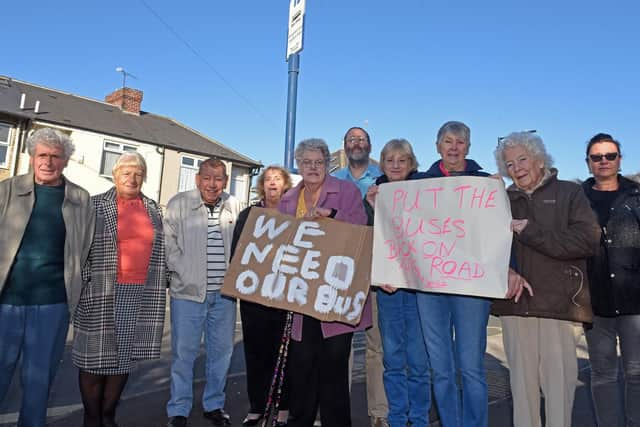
[
  {"left": 167, "top": 291, "right": 237, "bottom": 417},
  {"left": 585, "top": 314, "right": 640, "bottom": 427},
  {"left": 415, "top": 293, "right": 490, "bottom": 427},
  {"left": 377, "top": 289, "right": 430, "bottom": 427},
  {"left": 0, "top": 303, "right": 69, "bottom": 427}
]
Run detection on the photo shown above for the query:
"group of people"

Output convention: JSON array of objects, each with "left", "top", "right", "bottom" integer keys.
[
  {"left": 0, "top": 123, "right": 637, "bottom": 427},
  {"left": 0, "top": 128, "right": 239, "bottom": 427}
]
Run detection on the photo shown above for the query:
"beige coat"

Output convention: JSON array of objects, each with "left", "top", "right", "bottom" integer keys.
[
  {"left": 0, "top": 173, "right": 94, "bottom": 315},
  {"left": 164, "top": 189, "right": 242, "bottom": 303}
]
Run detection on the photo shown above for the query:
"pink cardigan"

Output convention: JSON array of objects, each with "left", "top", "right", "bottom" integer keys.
[{"left": 279, "top": 174, "right": 373, "bottom": 340}]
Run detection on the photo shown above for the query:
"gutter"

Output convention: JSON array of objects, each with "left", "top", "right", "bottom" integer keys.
[{"left": 155, "top": 145, "right": 166, "bottom": 208}]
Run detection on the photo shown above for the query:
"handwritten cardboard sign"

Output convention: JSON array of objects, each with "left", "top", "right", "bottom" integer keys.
[
  {"left": 222, "top": 208, "right": 373, "bottom": 325},
  {"left": 371, "top": 176, "right": 512, "bottom": 298}
]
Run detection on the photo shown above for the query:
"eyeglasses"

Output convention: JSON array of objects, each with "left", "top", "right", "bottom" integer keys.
[
  {"left": 346, "top": 136, "right": 367, "bottom": 144},
  {"left": 301, "top": 159, "right": 325, "bottom": 168},
  {"left": 588, "top": 152, "right": 619, "bottom": 162}
]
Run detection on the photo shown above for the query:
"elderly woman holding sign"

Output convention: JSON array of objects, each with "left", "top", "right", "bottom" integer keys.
[
  {"left": 414, "top": 121, "right": 497, "bottom": 427},
  {"left": 230, "top": 165, "right": 292, "bottom": 426},
  {"left": 278, "top": 138, "right": 370, "bottom": 427},
  {"left": 364, "top": 139, "right": 431, "bottom": 427},
  {"left": 492, "top": 131, "right": 600, "bottom": 427}
]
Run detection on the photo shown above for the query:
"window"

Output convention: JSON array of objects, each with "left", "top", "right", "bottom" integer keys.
[
  {"left": 178, "top": 155, "right": 204, "bottom": 192},
  {"left": 0, "top": 123, "right": 11, "bottom": 167},
  {"left": 100, "top": 140, "right": 137, "bottom": 176},
  {"left": 230, "top": 166, "right": 248, "bottom": 203}
]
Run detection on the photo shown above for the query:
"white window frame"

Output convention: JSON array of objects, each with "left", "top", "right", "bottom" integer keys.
[
  {"left": 0, "top": 122, "right": 11, "bottom": 168},
  {"left": 178, "top": 154, "right": 205, "bottom": 192},
  {"left": 230, "top": 166, "right": 248, "bottom": 203},
  {"left": 180, "top": 155, "right": 204, "bottom": 170},
  {"left": 100, "top": 140, "right": 137, "bottom": 177}
]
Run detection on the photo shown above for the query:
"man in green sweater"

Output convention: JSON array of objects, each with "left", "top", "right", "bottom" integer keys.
[{"left": 0, "top": 127, "right": 94, "bottom": 427}]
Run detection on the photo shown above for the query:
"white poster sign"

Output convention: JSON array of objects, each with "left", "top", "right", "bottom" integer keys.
[
  {"left": 371, "top": 176, "right": 512, "bottom": 298},
  {"left": 286, "top": 0, "right": 306, "bottom": 58}
]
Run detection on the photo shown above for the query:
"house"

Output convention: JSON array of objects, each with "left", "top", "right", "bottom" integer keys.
[{"left": 0, "top": 75, "right": 262, "bottom": 207}]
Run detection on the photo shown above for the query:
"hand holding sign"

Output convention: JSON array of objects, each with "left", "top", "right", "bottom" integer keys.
[
  {"left": 379, "top": 284, "right": 398, "bottom": 294},
  {"left": 305, "top": 206, "right": 332, "bottom": 219},
  {"left": 366, "top": 185, "right": 379, "bottom": 208},
  {"left": 510, "top": 219, "right": 529, "bottom": 235}
]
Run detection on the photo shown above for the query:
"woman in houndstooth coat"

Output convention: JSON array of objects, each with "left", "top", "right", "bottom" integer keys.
[{"left": 72, "top": 152, "right": 167, "bottom": 427}]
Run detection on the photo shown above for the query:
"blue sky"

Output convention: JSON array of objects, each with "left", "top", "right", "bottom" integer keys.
[{"left": 4, "top": 1, "right": 639, "bottom": 181}]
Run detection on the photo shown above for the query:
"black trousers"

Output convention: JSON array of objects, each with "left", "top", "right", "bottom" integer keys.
[
  {"left": 240, "top": 300, "right": 289, "bottom": 413},
  {"left": 287, "top": 316, "right": 353, "bottom": 427}
]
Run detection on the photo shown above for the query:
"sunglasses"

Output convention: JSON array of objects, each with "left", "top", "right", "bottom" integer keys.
[{"left": 589, "top": 152, "right": 618, "bottom": 162}]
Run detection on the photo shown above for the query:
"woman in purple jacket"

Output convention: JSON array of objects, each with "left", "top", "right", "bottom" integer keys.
[{"left": 279, "top": 138, "right": 371, "bottom": 427}]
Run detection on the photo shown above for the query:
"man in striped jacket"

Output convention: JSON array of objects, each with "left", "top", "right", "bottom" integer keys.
[{"left": 164, "top": 158, "right": 242, "bottom": 427}]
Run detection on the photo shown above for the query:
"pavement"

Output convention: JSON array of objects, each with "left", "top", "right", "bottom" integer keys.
[{"left": 0, "top": 314, "right": 598, "bottom": 427}]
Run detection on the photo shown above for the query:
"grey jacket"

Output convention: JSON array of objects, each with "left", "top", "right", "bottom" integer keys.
[
  {"left": 0, "top": 173, "right": 94, "bottom": 315},
  {"left": 164, "top": 189, "right": 242, "bottom": 302}
]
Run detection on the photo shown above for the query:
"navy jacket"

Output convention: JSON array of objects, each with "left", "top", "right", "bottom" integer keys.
[
  {"left": 583, "top": 176, "right": 640, "bottom": 316},
  {"left": 423, "top": 158, "right": 489, "bottom": 178}
]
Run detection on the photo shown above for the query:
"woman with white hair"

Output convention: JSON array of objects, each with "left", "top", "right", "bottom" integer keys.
[
  {"left": 73, "top": 152, "right": 166, "bottom": 427},
  {"left": 492, "top": 131, "right": 600, "bottom": 427}
]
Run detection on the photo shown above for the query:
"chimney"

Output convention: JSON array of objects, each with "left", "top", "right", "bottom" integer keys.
[{"left": 105, "top": 87, "right": 143, "bottom": 114}]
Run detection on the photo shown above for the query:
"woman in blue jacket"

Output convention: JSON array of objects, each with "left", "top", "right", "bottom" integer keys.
[{"left": 416, "top": 121, "right": 491, "bottom": 427}]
